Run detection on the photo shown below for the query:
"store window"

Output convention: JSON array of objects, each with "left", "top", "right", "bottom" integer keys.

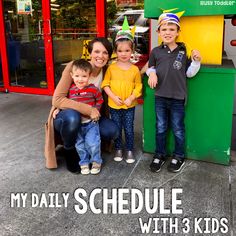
[
  {"left": 51, "top": 0, "right": 97, "bottom": 85},
  {"left": 3, "top": 0, "right": 47, "bottom": 88}
]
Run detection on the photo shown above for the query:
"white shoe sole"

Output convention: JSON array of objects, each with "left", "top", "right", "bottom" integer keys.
[
  {"left": 126, "top": 158, "right": 135, "bottom": 164},
  {"left": 169, "top": 161, "right": 185, "bottom": 173},
  {"left": 90, "top": 169, "right": 101, "bottom": 175},
  {"left": 81, "top": 170, "right": 90, "bottom": 175},
  {"left": 114, "top": 157, "right": 123, "bottom": 162}
]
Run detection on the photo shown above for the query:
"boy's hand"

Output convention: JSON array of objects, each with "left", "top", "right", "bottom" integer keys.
[
  {"left": 148, "top": 72, "right": 158, "bottom": 89},
  {"left": 112, "top": 95, "right": 123, "bottom": 106},
  {"left": 191, "top": 50, "right": 201, "bottom": 62},
  {"left": 124, "top": 94, "right": 135, "bottom": 107},
  {"left": 52, "top": 108, "right": 60, "bottom": 119},
  {"left": 90, "top": 107, "right": 100, "bottom": 121}
]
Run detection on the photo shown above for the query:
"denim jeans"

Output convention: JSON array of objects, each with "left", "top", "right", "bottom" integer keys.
[
  {"left": 110, "top": 107, "right": 135, "bottom": 151},
  {"left": 54, "top": 109, "right": 119, "bottom": 149},
  {"left": 75, "top": 121, "right": 102, "bottom": 166},
  {"left": 155, "top": 96, "right": 185, "bottom": 159}
]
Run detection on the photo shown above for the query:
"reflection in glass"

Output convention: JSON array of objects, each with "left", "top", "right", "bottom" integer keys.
[
  {"left": 3, "top": 0, "right": 47, "bottom": 88},
  {"left": 51, "top": 0, "right": 96, "bottom": 86}
]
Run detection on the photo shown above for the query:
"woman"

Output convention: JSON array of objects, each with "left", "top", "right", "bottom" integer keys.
[{"left": 45, "top": 38, "right": 119, "bottom": 173}]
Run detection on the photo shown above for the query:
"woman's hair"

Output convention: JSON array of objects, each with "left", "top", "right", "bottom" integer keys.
[
  {"left": 88, "top": 37, "right": 113, "bottom": 58},
  {"left": 114, "top": 38, "right": 133, "bottom": 51}
]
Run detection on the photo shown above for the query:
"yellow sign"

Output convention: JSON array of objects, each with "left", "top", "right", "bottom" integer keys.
[
  {"left": 157, "top": 15, "right": 224, "bottom": 64},
  {"left": 180, "top": 15, "right": 224, "bottom": 65}
]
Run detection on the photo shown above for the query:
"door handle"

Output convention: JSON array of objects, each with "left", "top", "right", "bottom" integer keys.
[
  {"left": 38, "top": 20, "right": 43, "bottom": 35},
  {"left": 39, "top": 20, "right": 51, "bottom": 35}
]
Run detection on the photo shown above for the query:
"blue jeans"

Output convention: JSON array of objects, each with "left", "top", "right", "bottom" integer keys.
[
  {"left": 75, "top": 121, "right": 102, "bottom": 166},
  {"left": 110, "top": 107, "right": 135, "bottom": 151},
  {"left": 54, "top": 109, "right": 119, "bottom": 149},
  {"left": 155, "top": 96, "right": 185, "bottom": 159}
]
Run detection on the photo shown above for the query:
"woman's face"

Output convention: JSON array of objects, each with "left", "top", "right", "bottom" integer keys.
[{"left": 90, "top": 42, "right": 109, "bottom": 69}]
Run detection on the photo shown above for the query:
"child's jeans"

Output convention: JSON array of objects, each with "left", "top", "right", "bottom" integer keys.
[
  {"left": 75, "top": 121, "right": 102, "bottom": 166},
  {"left": 155, "top": 96, "right": 185, "bottom": 159},
  {"left": 110, "top": 107, "right": 135, "bottom": 151}
]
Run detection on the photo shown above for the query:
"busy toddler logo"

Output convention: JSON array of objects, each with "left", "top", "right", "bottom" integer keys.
[{"left": 10, "top": 187, "right": 229, "bottom": 234}]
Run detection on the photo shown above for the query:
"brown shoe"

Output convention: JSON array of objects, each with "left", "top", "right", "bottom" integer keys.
[
  {"left": 125, "top": 151, "right": 135, "bottom": 164},
  {"left": 114, "top": 149, "right": 123, "bottom": 162},
  {"left": 64, "top": 148, "right": 80, "bottom": 173}
]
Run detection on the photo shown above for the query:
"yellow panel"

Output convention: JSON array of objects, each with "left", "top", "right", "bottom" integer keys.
[{"left": 158, "top": 15, "right": 224, "bottom": 65}]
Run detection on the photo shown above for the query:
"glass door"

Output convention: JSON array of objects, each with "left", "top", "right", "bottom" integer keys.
[
  {"left": 1, "top": 0, "right": 54, "bottom": 95},
  {"left": 50, "top": 0, "right": 97, "bottom": 86},
  {"left": 0, "top": 47, "right": 3, "bottom": 90}
]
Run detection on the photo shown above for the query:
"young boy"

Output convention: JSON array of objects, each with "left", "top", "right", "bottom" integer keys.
[
  {"left": 147, "top": 12, "right": 201, "bottom": 173},
  {"left": 69, "top": 59, "right": 104, "bottom": 175}
]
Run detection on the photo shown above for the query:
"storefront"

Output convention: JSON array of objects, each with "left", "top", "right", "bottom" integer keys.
[{"left": 0, "top": 0, "right": 106, "bottom": 95}]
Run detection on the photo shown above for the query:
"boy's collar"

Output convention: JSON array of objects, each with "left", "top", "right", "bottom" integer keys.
[
  {"left": 160, "top": 42, "right": 185, "bottom": 49},
  {"left": 72, "top": 83, "right": 91, "bottom": 90}
]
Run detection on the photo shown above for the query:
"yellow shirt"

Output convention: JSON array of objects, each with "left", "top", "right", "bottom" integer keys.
[{"left": 101, "top": 62, "right": 142, "bottom": 109}]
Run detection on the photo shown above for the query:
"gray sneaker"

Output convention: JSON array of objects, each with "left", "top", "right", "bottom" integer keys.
[
  {"left": 126, "top": 151, "right": 135, "bottom": 164},
  {"left": 114, "top": 149, "right": 123, "bottom": 162}
]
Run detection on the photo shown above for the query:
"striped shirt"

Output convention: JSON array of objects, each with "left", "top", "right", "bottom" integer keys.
[{"left": 69, "top": 83, "right": 103, "bottom": 123}]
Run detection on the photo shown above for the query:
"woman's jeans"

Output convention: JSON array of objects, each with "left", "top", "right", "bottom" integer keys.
[
  {"left": 53, "top": 109, "right": 119, "bottom": 149},
  {"left": 155, "top": 96, "right": 185, "bottom": 159},
  {"left": 110, "top": 107, "right": 135, "bottom": 151},
  {"left": 75, "top": 121, "right": 102, "bottom": 166}
]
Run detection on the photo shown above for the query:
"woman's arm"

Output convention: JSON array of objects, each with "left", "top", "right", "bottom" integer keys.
[{"left": 52, "top": 61, "right": 95, "bottom": 117}]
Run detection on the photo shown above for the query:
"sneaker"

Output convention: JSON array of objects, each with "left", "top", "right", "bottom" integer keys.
[
  {"left": 80, "top": 165, "right": 90, "bottom": 175},
  {"left": 167, "top": 158, "right": 185, "bottom": 173},
  {"left": 125, "top": 151, "right": 135, "bottom": 164},
  {"left": 91, "top": 162, "right": 101, "bottom": 175},
  {"left": 149, "top": 156, "right": 166, "bottom": 173},
  {"left": 114, "top": 149, "right": 123, "bottom": 162}
]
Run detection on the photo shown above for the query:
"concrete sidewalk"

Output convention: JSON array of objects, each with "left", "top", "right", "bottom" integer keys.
[{"left": 0, "top": 93, "right": 235, "bottom": 236}]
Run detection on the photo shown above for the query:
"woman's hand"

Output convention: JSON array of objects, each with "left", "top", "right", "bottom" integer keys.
[
  {"left": 148, "top": 72, "right": 158, "bottom": 89},
  {"left": 90, "top": 107, "right": 100, "bottom": 121},
  {"left": 112, "top": 95, "right": 123, "bottom": 106},
  {"left": 191, "top": 50, "right": 201, "bottom": 62},
  {"left": 52, "top": 108, "right": 60, "bottom": 119}
]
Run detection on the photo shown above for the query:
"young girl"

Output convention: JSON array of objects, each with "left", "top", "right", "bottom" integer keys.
[{"left": 101, "top": 28, "right": 142, "bottom": 164}]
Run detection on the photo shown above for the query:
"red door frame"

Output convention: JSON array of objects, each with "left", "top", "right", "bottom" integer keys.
[
  {"left": 0, "top": 0, "right": 106, "bottom": 95},
  {"left": 96, "top": 0, "right": 106, "bottom": 37},
  {"left": 0, "top": 0, "right": 9, "bottom": 93}
]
